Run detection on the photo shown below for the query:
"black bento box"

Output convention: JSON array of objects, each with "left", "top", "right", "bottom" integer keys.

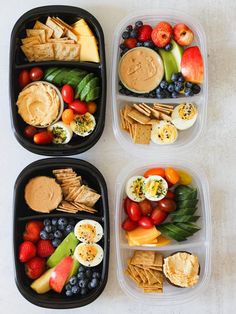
[
  {"left": 9, "top": 6, "right": 106, "bottom": 156},
  {"left": 13, "top": 158, "right": 109, "bottom": 308}
]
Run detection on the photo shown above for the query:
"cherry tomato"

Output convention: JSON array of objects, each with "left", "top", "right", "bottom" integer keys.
[
  {"left": 61, "top": 84, "right": 74, "bottom": 104},
  {"left": 124, "top": 197, "right": 132, "bottom": 214},
  {"left": 177, "top": 169, "right": 192, "bottom": 185},
  {"left": 151, "top": 207, "right": 168, "bottom": 225},
  {"left": 166, "top": 191, "right": 175, "bottom": 199},
  {"left": 150, "top": 201, "right": 159, "bottom": 208},
  {"left": 29, "top": 67, "right": 43, "bottom": 81},
  {"left": 87, "top": 102, "right": 97, "bottom": 114},
  {"left": 127, "top": 202, "right": 142, "bottom": 222},
  {"left": 69, "top": 100, "right": 88, "bottom": 115},
  {"left": 138, "top": 216, "right": 154, "bottom": 229},
  {"left": 122, "top": 218, "right": 138, "bottom": 231},
  {"left": 158, "top": 198, "right": 177, "bottom": 213},
  {"left": 18, "top": 70, "right": 31, "bottom": 89},
  {"left": 62, "top": 109, "right": 74, "bottom": 124},
  {"left": 144, "top": 168, "right": 165, "bottom": 178},
  {"left": 165, "top": 168, "right": 180, "bottom": 185},
  {"left": 139, "top": 200, "right": 152, "bottom": 216},
  {"left": 33, "top": 131, "right": 53, "bottom": 145},
  {"left": 24, "top": 125, "right": 37, "bottom": 138}
]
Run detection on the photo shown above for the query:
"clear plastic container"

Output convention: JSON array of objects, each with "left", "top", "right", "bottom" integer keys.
[
  {"left": 114, "top": 160, "right": 211, "bottom": 305},
  {"left": 111, "top": 10, "right": 208, "bottom": 156}
]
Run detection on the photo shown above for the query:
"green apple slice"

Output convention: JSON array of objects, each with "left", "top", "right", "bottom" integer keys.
[{"left": 170, "top": 39, "right": 184, "bottom": 72}]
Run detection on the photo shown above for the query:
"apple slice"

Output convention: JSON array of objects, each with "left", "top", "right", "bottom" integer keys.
[
  {"left": 181, "top": 46, "right": 203, "bottom": 84},
  {"left": 31, "top": 267, "right": 55, "bottom": 294},
  {"left": 49, "top": 256, "right": 74, "bottom": 293}
]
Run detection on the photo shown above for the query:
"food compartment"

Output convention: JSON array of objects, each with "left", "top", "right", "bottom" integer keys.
[{"left": 13, "top": 158, "right": 109, "bottom": 308}]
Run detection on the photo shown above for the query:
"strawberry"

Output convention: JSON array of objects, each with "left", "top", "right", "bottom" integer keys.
[
  {"left": 23, "top": 220, "right": 44, "bottom": 243},
  {"left": 124, "top": 38, "right": 137, "bottom": 49},
  {"left": 37, "top": 240, "right": 55, "bottom": 258},
  {"left": 25, "top": 256, "right": 46, "bottom": 279},
  {"left": 138, "top": 25, "right": 153, "bottom": 42},
  {"left": 18, "top": 241, "right": 36, "bottom": 263},
  {"left": 151, "top": 21, "right": 173, "bottom": 47}
]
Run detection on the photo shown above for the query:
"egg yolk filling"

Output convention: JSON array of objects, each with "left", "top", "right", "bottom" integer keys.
[
  {"left": 78, "top": 244, "right": 98, "bottom": 262},
  {"left": 77, "top": 224, "right": 96, "bottom": 242},
  {"left": 178, "top": 103, "right": 197, "bottom": 120}
]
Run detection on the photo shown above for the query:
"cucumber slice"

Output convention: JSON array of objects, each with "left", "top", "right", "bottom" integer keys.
[
  {"left": 45, "top": 68, "right": 62, "bottom": 83},
  {"left": 44, "top": 67, "right": 58, "bottom": 79},
  {"left": 165, "top": 223, "right": 193, "bottom": 238},
  {"left": 75, "top": 73, "right": 95, "bottom": 98},
  {"left": 53, "top": 68, "right": 68, "bottom": 85},
  {"left": 171, "top": 215, "right": 200, "bottom": 223},
  {"left": 80, "top": 77, "right": 99, "bottom": 101},
  {"left": 170, "top": 207, "right": 198, "bottom": 217},
  {"left": 85, "top": 86, "right": 100, "bottom": 102},
  {"left": 177, "top": 199, "right": 198, "bottom": 209},
  {"left": 175, "top": 189, "right": 197, "bottom": 201},
  {"left": 158, "top": 225, "right": 187, "bottom": 242},
  {"left": 174, "top": 185, "right": 194, "bottom": 196},
  {"left": 175, "top": 223, "right": 200, "bottom": 234}
]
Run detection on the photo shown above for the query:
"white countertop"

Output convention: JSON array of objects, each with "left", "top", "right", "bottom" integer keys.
[{"left": 0, "top": 0, "right": 235, "bottom": 313}]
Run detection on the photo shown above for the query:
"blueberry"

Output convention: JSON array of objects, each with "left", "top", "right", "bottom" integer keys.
[
  {"left": 130, "top": 29, "right": 138, "bottom": 38},
  {"left": 171, "top": 91, "right": 179, "bottom": 98},
  {"left": 43, "top": 219, "right": 51, "bottom": 226},
  {"left": 80, "top": 288, "right": 88, "bottom": 296},
  {"left": 156, "top": 87, "right": 162, "bottom": 94},
  {"left": 90, "top": 278, "right": 99, "bottom": 289},
  {"left": 78, "top": 266, "right": 86, "bottom": 273},
  {"left": 54, "top": 230, "right": 62, "bottom": 238},
  {"left": 45, "top": 225, "right": 52, "bottom": 233},
  {"left": 177, "top": 72, "right": 184, "bottom": 80},
  {"left": 149, "top": 91, "right": 156, "bottom": 98},
  {"left": 58, "top": 224, "right": 65, "bottom": 231},
  {"left": 192, "top": 84, "right": 201, "bottom": 94},
  {"left": 88, "top": 282, "right": 93, "bottom": 290},
  {"left": 164, "top": 43, "right": 172, "bottom": 51},
  {"left": 48, "top": 233, "right": 54, "bottom": 240},
  {"left": 156, "top": 90, "right": 166, "bottom": 99},
  {"left": 126, "top": 25, "right": 133, "bottom": 32},
  {"left": 65, "top": 224, "right": 74, "bottom": 235},
  {"left": 68, "top": 219, "right": 76, "bottom": 226},
  {"left": 136, "top": 42, "right": 143, "bottom": 47},
  {"left": 143, "top": 40, "right": 154, "bottom": 48},
  {"left": 71, "top": 286, "right": 80, "bottom": 294},
  {"left": 185, "top": 81, "right": 193, "bottom": 88},
  {"left": 85, "top": 269, "right": 92, "bottom": 279},
  {"left": 69, "top": 276, "right": 78, "bottom": 286},
  {"left": 135, "top": 20, "right": 143, "bottom": 28},
  {"left": 178, "top": 76, "right": 185, "bottom": 83},
  {"left": 119, "top": 88, "right": 125, "bottom": 94},
  {"left": 51, "top": 226, "right": 57, "bottom": 232},
  {"left": 77, "top": 272, "right": 86, "bottom": 280},
  {"left": 119, "top": 43, "right": 126, "bottom": 50},
  {"left": 174, "top": 85, "right": 182, "bottom": 93},
  {"left": 52, "top": 238, "right": 61, "bottom": 247},
  {"left": 167, "top": 83, "right": 175, "bottom": 93},
  {"left": 58, "top": 217, "right": 68, "bottom": 226},
  {"left": 65, "top": 283, "right": 72, "bottom": 291},
  {"left": 122, "top": 31, "right": 129, "bottom": 39},
  {"left": 163, "top": 90, "right": 171, "bottom": 98},
  {"left": 120, "top": 48, "right": 128, "bottom": 57},
  {"left": 184, "top": 88, "right": 194, "bottom": 97},
  {"left": 65, "top": 290, "right": 73, "bottom": 297},
  {"left": 51, "top": 218, "right": 58, "bottom": 226},
  {"left": 92, "top": 272, "right": 101, "bottom": 279},
  {"left": 160, "top": 80, "right": 168, "bottom": 90},
  {"left": 171, "top": 73, "right": 179, "bottom": 82},
  {"left": 174, "top": 81, "right": 184, "bottom": 92},
  {"left": 40, "top": 230, "right": 48, "bottom": 240},
  {"left": 78, "top": 279, "right": 89, "bottom": 288}
]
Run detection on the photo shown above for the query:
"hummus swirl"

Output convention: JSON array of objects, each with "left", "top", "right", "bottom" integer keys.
[
  {"left": 17, "top": 82, "right": 60, "bottom": 127},
  {"left": 119, "top": 47, "right": 164, "bottom": 93}
]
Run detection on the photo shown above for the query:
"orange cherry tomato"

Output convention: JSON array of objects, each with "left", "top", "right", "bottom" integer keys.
[
  {"left": 144, "top": 168, "right": 165, "bottom": 178},
  {"left": 62, "top": 109, "right": 74, "bottom": 124},
  {"left": 165, "top": 168, "right": 180, "bottom": 185},
  {"left": 87, "top": 101, "right": 97, "bottom": 114}
]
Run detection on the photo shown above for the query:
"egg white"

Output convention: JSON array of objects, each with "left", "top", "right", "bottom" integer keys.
[
  {"left": 151, "top": 121, "right": 178, "bottom": 145},
  {"left": 74, "top": 243, "right": 104, "bottom": 267},
  {"left": 125, "top": 176, "right": 146, "bottom": 202},
  {"left": 171, "top": 104, "right": 198, "bottom": 130},
  {"left": 74, "top": 219, "right": 103, "bottom": 243},
  {"left": 143, "top": 175, "right": 168, "bottom": 201}
]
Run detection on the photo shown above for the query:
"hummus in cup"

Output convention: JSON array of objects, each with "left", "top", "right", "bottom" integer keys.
[{"left": 16, "top": 81, "right": 63, "bottom": 127}]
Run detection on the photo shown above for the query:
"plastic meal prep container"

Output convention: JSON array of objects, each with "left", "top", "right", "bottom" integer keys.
[
  {"left": 13, "top": 158, "right": 109, "bottom": 309},
  {"left": 9, "top": 6, "right": 106, "bottom": 156},
  {"left": 112, "top": 10, "right": 208, "bottom": 155},
  {"left": 115, "top": 160, "right": 211, "bottom": 305}
]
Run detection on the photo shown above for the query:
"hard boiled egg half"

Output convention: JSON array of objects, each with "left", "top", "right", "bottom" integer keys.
[
  {"left": 151, "top": 121, "right": 178, "bottom": 145},
  {"left": 171, "top": 103, "right": 198, "bottom": 130},
  {"left": 74, "top": 220, "right": 103, "bottom": 243},
  {"left": 74, "top": 243, "right": 104, "bottom": 267},
  {"left": 125, "top": 176, "right": 146, "bottom": 202},
  {"left": 143, "top": 175, "right": 168, "bottom": 201}
]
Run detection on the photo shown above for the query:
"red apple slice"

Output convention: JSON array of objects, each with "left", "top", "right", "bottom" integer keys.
[
  {"left": 49, "top": 256, "right": 74, "bottom": 293},
  {"left": 181, "top": 46, "right": 203, "bottom": 84}
]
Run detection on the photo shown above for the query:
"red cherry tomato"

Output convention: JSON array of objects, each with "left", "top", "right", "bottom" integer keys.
[
  {"left": 122, "top": 218, "right": 138, "bottom": 231},
  {"left": 127, "top": 202, "right": 142, "bottom": 222},
  {"left": 33, "top": 131, "right": 53, "bottom": 145},
  {"left": 165, "top": 168, "right": 180, "bottom": 185},
  {"left": 158, "top": 199, "right": 177, "bottom": 213},
  {"left": 69, "top": 100, "right": 88, "bottom": 115},
  {"left": 29, "top": 67, "right": 43, "bottom": 81},
  {"left": 24, "top": 125, "right": 37, "bottom": 138},
  {"left": 61, "top": 84, "right": 74, "bottom": 104},
  {"left": 144, "top": 168, "right": 165, "bottom": 178},
  {"left": 18, "top": 70, "right": 31, "bottom": 89},
  {"left": 138, "top": 216, "right": 154, "bottom": 229},
  {"left": 139, "top": 200, "right": 152, "bottom": 216},
  {"left": 124, "top": 197, "right": 132, "bottom": 214},
  {"left": 166, "top": 191, "right": 175, "bottom": 199},
  {"left": 150, "top": 201, "right": 159, "bottom": 208},
  {"left": 151, "top": 207, "right": 168, "bottom": 225}
]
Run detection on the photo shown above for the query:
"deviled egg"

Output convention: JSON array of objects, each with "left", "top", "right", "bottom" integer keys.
[
  {"left": 143, "top": 175, "right": 168, "bottom": 201},
  {"left": 74, "top": 219, "right": 103, "bottom": 243},
  {"left": 74, "top": 243, "right": 104, "bottom": 267},
  {"left": 70, "top": 112, "right": 96, "bottom": 137},
  {"left": 151, "top": 121, "right": 178, "bottom": 145},
  {"left": 171, "top": 103, "right": 198, "bottom": 130},
  {"left": 125, "top": 176, "right": 145, "bottom": 202},
  {"left": 48, "top": 121, "right": 73, "bottom": 144}
]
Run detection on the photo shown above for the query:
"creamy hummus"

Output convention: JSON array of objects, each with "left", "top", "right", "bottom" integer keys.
[
  {"left": 118, "top": 47, "right": 164, "bottom": 93},
  {"left": 163, "top": 252, "right": 199, "bottom": 288},
  {"left": 25, "top": 176, "right": 62, "bottom": 213},
  {"left": 17, "top": 82, "right": 60, "bottom": 127}
]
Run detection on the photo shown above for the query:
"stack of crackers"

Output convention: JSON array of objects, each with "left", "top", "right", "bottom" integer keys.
[
  {"left": 125, "top": 250, "right": 164, "bottom": 293},
  {"left": 21, "top": 17, "right": 80, "bottom": 62},
  {"left": 120, "top": 103, "right": 174, "bottom": 144},
  {"left": 53, "top": 168, "right": 101, "bottom": 214}
]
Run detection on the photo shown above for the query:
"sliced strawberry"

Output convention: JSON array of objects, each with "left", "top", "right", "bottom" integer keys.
[
  {"left": 151, "top": 21, "right": 173, "bottom": 47},
  {"left": 138, "top": 25, "right": 153, "bottom": 42},
  {"left": 19, "top": 241, "right": 37, "bottom": 263},
  {"left": 37, "top": 240, "right": 55, "bottom": 258},
  {"left": 124, "top": 38, "right": 137, "bottom": 49},
  {"left": 25, "top": 256, "right": 46, "bottom": 279},
  {"left": 23, "top": 220, "right": 44, "bottom": 243}
]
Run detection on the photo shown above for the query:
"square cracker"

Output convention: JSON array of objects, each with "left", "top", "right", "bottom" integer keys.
[
  {"left": 53, "top": 43, "right": 80, "bottom": 61},
  {"left": 133, "top": 124, "right": 151, "bottom": 144},
  {"left": 74, "top": 185, "right": 100, "bottom": 207},
  {"left": 128, "top": 109, "right": 151, "bottom": 124},
  {"left": 33, "top": 20, "right": 53, "bottom": 40},
  {"left": 124, "top": 104, "right": 135, "bottom": 125},
  {"left": 33, "top": 43, "right": 54, "bottom": 61},
  {"left": 21, "top": 36, "right": 41, "bottom": 45},
  {"left": 46, "top": 16, "right": 64, "bottom": 38},
  {"left": 131, "top": 250, "right": 155, "bottom": 266},
  {"left": 26, "top": 29, "right": 46, "bottom": 43},
  {"left": 21, "top": 43, "right": 35, "bottom": 62}
]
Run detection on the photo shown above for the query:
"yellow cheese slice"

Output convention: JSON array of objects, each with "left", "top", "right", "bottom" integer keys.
[
  {"left": 76, "top": 35, "right": 100, "bottom": 62},
  {"left": 73, "top": 19, "right": 94, "bottom": 36}
]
